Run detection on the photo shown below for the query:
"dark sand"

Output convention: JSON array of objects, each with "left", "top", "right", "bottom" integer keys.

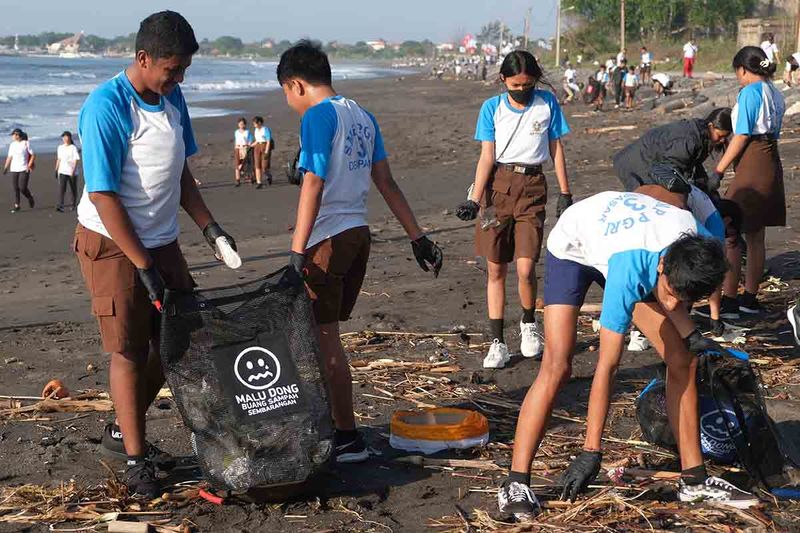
[{"left": 1, "top": 74, "right": 800, "bottom": 532}]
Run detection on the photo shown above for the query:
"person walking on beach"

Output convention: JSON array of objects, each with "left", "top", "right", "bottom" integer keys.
[
  {"left": 640, "top": 46, "right": 652, "bottom": 83},
  {"left": 252, "top": 116, "right": 272, "bottom": 188},
  {"left": 495, "top": 191, "right": 759, "bottom": 522},
  {"left": 3, "top": 128, "right": 35, "bottom": 213},
  {"left": 623, "top": 66, "right": 639, "bottom": 109},
  {"left": 713, "top": 46, "right": 785, "bottom": 318},
  {"left": 233, "top": 117, "right": 252, "bottom": 186},
  {"left": 760, "top": 33, "right": 780, "bottom": 65},
  {"left": 456, "top": 50, "right": 572, "bottom": 369},
  {"left": 592, "top": 64, "right": 609, "bottom": 111},
  {"left": 683, "top": 39, "right": 698, "bottom": 78},
  {"left": 278, "top": 40, "right": 442, "bottom": 463},
  {"left": 55, "top": 131, "right": 80, "bottom": 212},
  {"left": 73, "top": 10, "right": 236, "bottom": 498},
  {"left": 562, "top": 62, "right": 579, "bottom": 104}
]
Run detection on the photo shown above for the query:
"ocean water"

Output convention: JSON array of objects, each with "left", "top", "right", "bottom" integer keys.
[{"left": 0, "top": 55, "right": 405, "bottom": 152}]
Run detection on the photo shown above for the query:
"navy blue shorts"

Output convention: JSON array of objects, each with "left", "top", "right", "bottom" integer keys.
[{"left": 543, "top": 251, "right": 605, "bottom": 307}]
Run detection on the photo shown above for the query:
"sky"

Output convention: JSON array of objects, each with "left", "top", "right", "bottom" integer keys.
[{"left": 0, "top": 0, "right": 559, "bottom": 43}]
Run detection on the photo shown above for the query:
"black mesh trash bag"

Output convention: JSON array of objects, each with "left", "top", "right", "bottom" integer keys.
[{"left": 159, "top": 268, "right": 333, "bottom": 491}]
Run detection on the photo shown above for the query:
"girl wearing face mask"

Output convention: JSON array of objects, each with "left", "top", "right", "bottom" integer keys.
[
  {"left": 456, "top": 50, "right": 572, "bottom": 369},
  {"left": 714, "top": 46, "right": 785, "bottom": 318}
]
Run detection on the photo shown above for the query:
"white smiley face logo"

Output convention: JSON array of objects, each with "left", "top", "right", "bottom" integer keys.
[{"left": 234, "top": 347, "right": 281, "bottom": 390}]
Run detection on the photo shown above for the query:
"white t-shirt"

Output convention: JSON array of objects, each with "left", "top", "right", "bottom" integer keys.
[
  {"left": 616, "top": 52, "right": 626, "bottom": 65},
  {"left": 683, "top": 43, "right": 697, "bottom": 59},
  {"left": 564, "top": 68, "right": 577, "bottom": 83},
  {"left": 57, "top": 144, "right": 80, "bottom": 176},
  {"left": 77, "top": 72, "right": 198, "bottom": 249},
  {"left": 761, "top": 41, "right": 779, "bottom": 62},
  {"left": 475, "top": 91, "right": 570, "bottom": 166},
  {"left": 253, "top": 126, "right": 271, "bottom": 143},
  {"left": 641, "top": 51, "right": 652, "bottom": 65},
  {"left": 624, "top": 73, "right": 639, "bottom": 87},
  {"left": 234, "top": 129, "right": 252, "bottom": 146},
  {"left": 785, "top": 52, "right": 800, "bottom": 71},
  {"left": 6, "top": 140, "right": 33, "bottom": 173},
  {"left": 652, "top": 73, "right": 671, "bottom": 87}
]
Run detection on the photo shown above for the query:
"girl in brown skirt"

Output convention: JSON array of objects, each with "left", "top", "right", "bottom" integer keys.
[
  {"left": 455, "top": 50, "right": 573, "bottom": 369},
  {"left": 711, "top": 46, "right": 785, "bottom": 317}
]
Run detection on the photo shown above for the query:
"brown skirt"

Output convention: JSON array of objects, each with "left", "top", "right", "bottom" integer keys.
[{"left": 725, "top": 138, "right": 785, "bottom": 232}]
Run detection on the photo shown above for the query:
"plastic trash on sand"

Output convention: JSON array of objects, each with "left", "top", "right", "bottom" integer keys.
[
  {"left": 390, "top": 408, "right": 489, "bottom": 454},
  {"left": 159, "top": 268, "right": 332, "bottom": 491}
]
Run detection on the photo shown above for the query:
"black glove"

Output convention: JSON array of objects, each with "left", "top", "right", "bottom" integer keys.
[
  {"left": 556, "top": 193, "right": 573, "bottom": 217},
  {"left": 411, "top": 235, "right": 443, "bottom": 278},
  {"left": 685, "top": 329, "right": 725, "bottom": 355},
  {"left": 707, "top": 171, "right": 723, "bottom": 193},
  {"left": 283, "top": 251, "right": 306, "bottom": 287},
  {"left": 561, "top": 450, "right": 602, "bottom": 502},
  {"left": 137, "top": 265, "right": 165, "bottom": 312},
  {"left": 456, "top": 200, "right": 480, "bottom": 221},
  {"left": 202, "top": 222, "right": 237, "bottom": 260}
]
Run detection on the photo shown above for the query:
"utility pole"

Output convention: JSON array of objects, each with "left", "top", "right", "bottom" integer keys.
[
  {"left": 796, "top": 2, "right": 800, "bottom": 53},
  {"left": 524, "top": 8, "right": 532, "bottom": 49},
  {"left": 620, "top": 0, "right": 626, "bottom": 52},
  {"left": 555, "top": 0, "right": 562, "bottom": 67}
]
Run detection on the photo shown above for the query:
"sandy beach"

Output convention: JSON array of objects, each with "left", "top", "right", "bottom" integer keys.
[{"left": 1, "top": 73, "right": 800, "bottom": 532}]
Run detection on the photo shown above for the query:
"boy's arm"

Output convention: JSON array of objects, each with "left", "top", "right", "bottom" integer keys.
[
  {"left": 290, "top": 172, "right": 324, "bottom": 254},
  {"left": 3, "top": 156, "right": 9, "bottom": 173},
  {"left": 583, "top": 327, "right": 625, "bottom": 450},
  {"left": 89, "top": 192, "right": 152, "bottom": 269},
  {"left": 27, "top": 153, "right": 35, "bottom": 170},
  {"left": 549, "top": 138, "right": 570, "bottom": 194},
  {"left": 371, "top": 159, "right": 423, "bottom": 240}
]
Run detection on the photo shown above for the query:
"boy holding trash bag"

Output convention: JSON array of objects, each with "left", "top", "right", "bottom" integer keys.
[
  {"left": 277, "top": 41, "right": 443, "bottom": 463},
  {"left": 73, "top": 11, "right": 236, "bottom": 498}
]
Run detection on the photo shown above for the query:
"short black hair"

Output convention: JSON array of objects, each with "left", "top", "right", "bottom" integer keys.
[
  {"left": 253, "top": 116, "right": 264, "bottom": 124},
  {"left": 135, "top": 11, "right": 199, "bottom": 60},
  {"left": 61, "top": 131, "right": 73, "bottom": 140},
  {"left": 663, "top": 235, "right": 728, "bottom": 301},
  {"left": 237, "top": 117, "right": 247, "bottom": 125},
  {"left": 276, "top": 39, "right": 332, "bottom": 86}
]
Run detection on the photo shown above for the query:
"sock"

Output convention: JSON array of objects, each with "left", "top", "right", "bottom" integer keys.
[
  {"left": 335, "top": 429, "right": 358, "bottom": 444},
  {"left": 489, "top": 319, "right": 504, "bottom": 343},
  {"left": 680, "top": 464, "right": 708, "bottom": 485},
  {"left": 126, "top": 454, "right": 145, "bottom": 467},
  {"left": 508, "top": 470, "right": 531, "bottom": 486},
  {"left": 521, "top": 308, "right": 536, "bottom": 324}
]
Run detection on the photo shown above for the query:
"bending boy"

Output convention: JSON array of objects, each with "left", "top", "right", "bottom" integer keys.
[
  {"left": 497, "top": 191, "right": 757, "bottom": 520},
  {"left": 277, "top": 41, "right": 443, "bottom": 462}
]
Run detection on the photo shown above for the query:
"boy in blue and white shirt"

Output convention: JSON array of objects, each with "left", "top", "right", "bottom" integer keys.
[
  {"left": 277, "top": 41, "right": 442, "bottom": 464},
  {"left": 497, "top": 191, "right": 757, "bottom": 520},
  {"left": 73, "top": 11, "right": 235, "bottom": 499}
]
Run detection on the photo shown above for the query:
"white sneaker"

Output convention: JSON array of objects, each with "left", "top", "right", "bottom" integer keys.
[
  {"left": 498, "top": 480, "right": 540, "bottom": 521},
  {"left": 483, "top": 339, "right": 510, "bottom": 369},
  {"left": 627, "top": 329, "right": 650, "bottom": 351},
  {"left": 788, "top": 304, "right": 800, "bottom": 345},
  {"left": 519, "top": 321, "right": 543, "bottom": 359},
  {"left": 678, "top": 476, "right": 759, "bottom": 509}
]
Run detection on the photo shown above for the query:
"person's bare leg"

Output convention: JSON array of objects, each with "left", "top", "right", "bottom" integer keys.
[
  {"left": 254, "top": 164, "right": 262, "bottom": 185},
  {"left": 744, "top": 228, "right": 766, "bottom": 295},
  {"left": 317, "top": 321, "right": 355, "bottom": 431},
  {"left": 632, "top": 302, "right": 703, "bottom": 469},
  {"left": 708, "top": 289, "right": 722, "bottom": 321},
  {"left": 723, "top": 237, "right": 742, "bottom": 298},
  {"left": 487, "top": 261, "right": 508, "bottom": 320},
  {"left": 510, "top": 305, "right": 579, "bottom": 473},
  {"left": 515, "top": 257, "right": 536, "bottom": 310},
  {"left": 109, "top": 352, "right": 147, "bottom": 457},
  {"left": 141, "top": 339, "right": 166, "bottom": 411}
]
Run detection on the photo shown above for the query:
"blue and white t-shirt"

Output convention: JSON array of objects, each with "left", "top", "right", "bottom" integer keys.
[
  {"left": 76, "top": 71, "right": 197, "bottom": 248},
  {"left": 254, "top": 126, "right": 272, "bottom": 143},
  {"left": 547, "top": 191, "right": 711, "bottom": 333},
  {"left": 234, "top": 129, "right": 253, "bottom": 146},
  {"left": 298, "top": 95, "right": 387, "bottom": 249},
  {"left": 475, "top": 90, "right": 569, "bottom": 165},
  {"left": 732, "top": 80, "right": 785, "bottom": 138},
  {"left": 687, "top": 185, "right": 724, "bottom": 241}
]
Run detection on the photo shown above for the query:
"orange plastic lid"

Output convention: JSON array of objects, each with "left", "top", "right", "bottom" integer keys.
[{"left": 390, "top": 408, "right": 489, "bottom": 442}]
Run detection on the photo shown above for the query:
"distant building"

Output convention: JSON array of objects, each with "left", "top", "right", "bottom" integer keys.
[
  {"left": 436, "top": 43, "right": 455, "bottom": 52},
  {"left": 366, "top": 39, "right": 386, "bottom": 52},
  {"left": 260, "top": 39, "right": 274, "bottom": 49},
  {"left": 48, "top": 32, "right": 84, "bottom": 55}
]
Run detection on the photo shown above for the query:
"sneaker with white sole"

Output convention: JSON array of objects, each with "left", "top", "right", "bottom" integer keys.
[
  {"left": 335, "top": 431, "right": 369, "bottom": 464},
  {"left": 483, "top": 339, "right": 511, "bottom": 369},
  {"left": 788, "top": 304, "right": 800, "bottom": 346},
  {"left": 519, "top": 321, "right": 543, "bottom": 359},
  {"left": 678, "top": 476, "right": 759, "bottom": 509},
  {"left": 497, "top": 479, "right": 540, "bottom": 521},
  {"left": 627, "top": 329, "right": 650, "bottom": 351}
]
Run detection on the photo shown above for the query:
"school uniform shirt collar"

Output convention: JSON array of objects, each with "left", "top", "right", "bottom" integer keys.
[
  {"left": 119, "top": 71, "right": 164, "bottom": 113},
  {"left": 502, "top": 92, "right": 532, "bottom": 114}
]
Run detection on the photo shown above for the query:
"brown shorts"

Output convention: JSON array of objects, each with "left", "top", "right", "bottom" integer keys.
[
  {"left": 234, "top": 146, "right": 248, "bottom": 165},
  {"left": 304, "top": 226, "right": 371, "bottom": 325},
  {"left": 73, "top": 224, "right": 195, "bottom": 355},
  {"left": 474, "top": 166, "right": 547, "bottom": 264},
  {"left": 253, "top": 142, "right": 267, "bottom": 168}
]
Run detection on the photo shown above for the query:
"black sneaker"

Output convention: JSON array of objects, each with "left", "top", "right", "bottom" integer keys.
[
  {"left": 692, "top": 304, "right": 712, "bottom": 318},
  {"left": 100, "top": 423, "right": 176, "bottom": 470},
  {"left": 720, "top": 296, "right": 740, "bottom": 320},
  {"left": 334, "top": 431, "right": 369, "bottom": 464},
  {"left": 678, "top": 476, "right": 759, "bottom": 509},
  {"left": 28, "top": 196, "right": 35, "bottom": 209},
  {"left": 497, "top": 479, "right": 540, "bottom": 521},
  {"left": 125, "top": 459, "right": 160, "bottom": 499},
  {"left": 788, "top": 304, "right": 800, "bottom": 345},
  {"left": 256, "top": 183, "right": 264, "bottom": 190},
  {"left": 56, "top": 206, "right": 65, "bottom": 213},
  {"left": 709, "top": 319, "right": 725, "bottom": 339},
  {"left": 738, "top": 292, "right": 763, "bottom": 315}
]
